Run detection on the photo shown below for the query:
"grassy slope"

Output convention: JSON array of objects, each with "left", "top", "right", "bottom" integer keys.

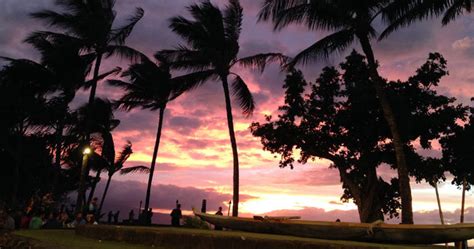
[
  {"left": 14, "top": 230, "right": 161, "bottom": 249},
  {"left": 78, "top": 225, "right": 449, "bottom": 249}
]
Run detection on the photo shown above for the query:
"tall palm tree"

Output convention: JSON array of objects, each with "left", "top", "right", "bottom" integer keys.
[
  {"left": 107, "top": 55, "right": 181, "bottom": 217},
  {"left": 258, "top": 0, "right": 415, "bottom": 223},
  {"left": 30, "top": 0, "right": 146, "bottom": 105},
  {"left": 21, "top": 35, "right": 94, "bottom": 192},
  {"left": 30, "top": 0, "right": 146, "bottom": 209},
  {"left": 96, "top": 140, "right": 149, "bottom": 215},
  {"left": 157, "top": 0, "right": 288, "bottom": 217}
]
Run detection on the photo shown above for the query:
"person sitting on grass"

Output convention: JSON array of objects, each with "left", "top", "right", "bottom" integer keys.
[
  {"left": 29, "top": 211, "right": 44, "bottom": 229},
  {"left": 68, "top": 212, "right": 86, "bottom": 228},
  {"left": 42, "top": 211, "right": 62, "bottom": 229},
  {"left": 86, "top": 214, "right": 98, "bottom": 225},
  {"left": 58, "top": 211, "right": 70, "bottom": 228},
  {"left": 0, "top": 209, "right": 15, "bottom": 230},
  {"left": 170, "top": 204, "right": 182, "bottom": 227}
]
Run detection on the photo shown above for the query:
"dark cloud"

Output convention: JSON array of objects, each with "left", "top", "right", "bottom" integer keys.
[
  {"left": 92, "top": 180, "right": 256, "bottom": 223},
  {"left": 166, "top": 116, "right": 202, "bottom": 135}
]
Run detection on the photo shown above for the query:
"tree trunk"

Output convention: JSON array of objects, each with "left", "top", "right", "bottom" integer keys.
[
  {"left": 460, "top": 177, "right": 467, "bottom": 223},
  {"left": 456, "top": 178, "right": 468, "bottom": 249},
  {"left": 144, "top": 107, "right": 165, "bottom": 213},
  {"left": 434, "top": 183, "right": 444, "bottom": 224},
  {"left": 78, "top": 52, "right": 104, "bottom": 212},
  {"left": 88, "top": 53, "right": 103, "bottom": 104},
  {"left": 87, "top": 170, "right": 101, "bottom": 205},
  {"left": 52, "top": 120, "right": 64, "bottom": 194},
  {"left": 75, "top": 153, "right": 90, "bottom": 214},
  {"left": 98, "top": 174, "right": 113, "bottom": 216},
  {"left": 359, "top": 167, "right": 384, "bottom": 223},
  {"left": 357, "top": 34, "right": 413, "bottom": 224},
  {"left": 221, "top": 75, "right": 240, "bottom": 217}
]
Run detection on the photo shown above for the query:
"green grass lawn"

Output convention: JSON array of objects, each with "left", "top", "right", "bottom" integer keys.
[{"left": 14, "top": 229, "right": 165, "bottom": 249}]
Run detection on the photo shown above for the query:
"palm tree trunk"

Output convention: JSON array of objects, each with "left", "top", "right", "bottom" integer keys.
[
  {"left": 455, "top": 178, "right": 468, "bottom": 249},
  {"left": 357, "top": 34, "right": 413, "bottom": 224},
  {"left": 75, "top": 152, "right": 90, "bottom": 214},
  {"left": 52, "top": 121, "right": 64, "bottom": 189},
  {"left": 144, "top": 107, "right": 165, "bottom": 213},
  {"left": 434, "top": 182, "right": 444, "bottom": 224},
  {"left": 221, "top": 75, "right": 240, "bottom": 217},
  {"left": 87, "top": 170, "right": 101, "bottom": 205},
  {"left": 78, "top": 52, "right": 104, "bottom": 213},
  {"left": 98, "top": 174, "right": 113, "bottom": 216},
  {"left": 88, "top": 53, "right": 103, "bottom": 104}
]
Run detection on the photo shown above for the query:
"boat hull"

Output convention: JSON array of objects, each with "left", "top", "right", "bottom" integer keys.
[{"left": 195, "top": 212, "right": 474, "bottom": 244}]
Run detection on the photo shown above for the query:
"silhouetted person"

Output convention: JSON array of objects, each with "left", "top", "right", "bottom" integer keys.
[
  {"left": 336, "top": 219, "right": 341, "bottom": 222},
  {"left": 147, "top": 208, "right": 153, "bottom": 225},
  {"left": 107, "top": 211, "right": 113, "bottom": 224},
  {"left": 88, "top": 197, "right": 99, "bottom": 219},
  {"left": 113, "top": 210, "right": 120, "bottom": 224},
  {"left": 42, "top": 211, "right": 62, "bottom": 229},
  {"left": 68, "top": 212, "right": 86, "bottom": 228},
  {"left": 129, "top": 209, "right": 135, "bottom": 223},
  {"left": 214, "top": 207, "right": 223, "bottom": 230},
  {"left": 170, "top": 204, "right": 182, "bottom": 227}
]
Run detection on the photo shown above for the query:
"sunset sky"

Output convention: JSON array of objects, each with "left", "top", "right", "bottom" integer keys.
[{"left": 1, "top": 0, "right": 473, "bottom": 224}]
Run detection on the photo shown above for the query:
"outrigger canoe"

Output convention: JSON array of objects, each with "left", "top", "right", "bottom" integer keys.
[{"left": 195, "top": 212, "right": 474, "bottom": 244}]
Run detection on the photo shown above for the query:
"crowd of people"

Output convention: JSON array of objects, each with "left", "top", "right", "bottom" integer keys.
[
  {"left": 0, "top": 194, "right": 125, "bottom": 231},
  {"left": 1, "top": 194, "right": 228, "bottom": 231}
]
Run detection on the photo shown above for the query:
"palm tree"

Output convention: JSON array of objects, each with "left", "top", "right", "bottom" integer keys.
[
  {"left": 30, "top": 0, "right": 146, "bottom": 105},
  {"left": 258, "top": 0, "right": 415, "bottom": 223},
  {"left": 30, "top": 0, "right": 145, "bottom": 209},
  {"left": 157, "top": 0, "right": 288, "bottom": 217},
  {"left": 107, "top": 55, "right": 181, "bottom": 218},
  {"left": 20, "top": 35, "right": 94, "bottom": 192},
  {"left": 72, "top": 98, "right": 120, "bottom": 212},
  {"left": 96, "top": 140, "right": 149, "bottom": 215}
]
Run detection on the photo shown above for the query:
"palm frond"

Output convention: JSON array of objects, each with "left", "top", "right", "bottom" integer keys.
[
  {"left": 107, "top": 79, "right": 135, "bottom": 90},
  {"left": 380, "top": 0, "right": 452, "bottom": 39},
  {"left": 156, "top": 47, "right": 212, "bottom": 71},
  {"left": 236, "top": 53, "right": 289, "bottom": 73},
  {"left": 103, "top": 45, "right": 147, "bottom": 62},
  {"left": 115, "top": 141, "right": 133, "bottom": 167},
  {"left": 54, "top": 0, "right": 88, "bottom": 15},
  {"left": 442, "top": 0, "right": 469, "bottom": 25},
  {"left": 258, "top": 0, "right": 349, "bottom": 31},
  {"left": 290, "top": 28, "right": 354, "bottom": 66},
  {"left": 24, "top": 31, "right": 85, "bottom": 49},
  {"left": 109, "top": 7, "right": 144, "bottom": 45},
  {"left": 258, "top": 0, "right": 307, "bottom": 22},
  {"left": 169, "top": 16, "right": 208, "bottom": 48},
  {"left": 0, "top": 57, "right": 55, "bottom": 88},
  {"left": 120, "top": 165, "right": 149, "bottom": 175},
  {"left": 231, "top": 74, "right": 255, "bottom": 117},
  {"left": 170, "top": 70, "right": 218, "bottom": 100},
  {"left": 224, "top": 0, "right": 243, "bottom": 42},
  {"left": 83, "top": 67, "right": 122, "bottom": 89},
  {"left": 101, "top": 131, "right": 116, "bottom": 166},
  {"left": 30, "top": 10, "right": 81, "bottom": 34}
]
